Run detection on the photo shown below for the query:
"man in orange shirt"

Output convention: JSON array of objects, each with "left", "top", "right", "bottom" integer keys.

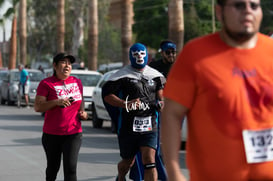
[{"left": 161, "top": 0, "right": 273, "bottom": 180}]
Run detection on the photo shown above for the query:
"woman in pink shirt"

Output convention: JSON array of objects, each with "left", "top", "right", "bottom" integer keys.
[{"left": 34, "top": 53, "right": 88, "bottom": 181}]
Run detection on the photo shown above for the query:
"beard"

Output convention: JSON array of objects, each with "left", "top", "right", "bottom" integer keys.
[
  {"left": 222, "top": 14, "right": 257, "bottom": 43},
  {"left": 224, "top": 26, "right": 256, "bottom": 42}
]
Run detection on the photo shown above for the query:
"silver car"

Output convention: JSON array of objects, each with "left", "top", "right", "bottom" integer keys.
[
  {"left": 0, "top": 69, "right": 44, "bottom": 106},
  {"left": 0, "top": 69, "right": 20, "bottom": 105}
]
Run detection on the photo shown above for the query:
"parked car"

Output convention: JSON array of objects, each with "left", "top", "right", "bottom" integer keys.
[
  {"left": 70, "top": 70, "right": 102, "bottom": 110},
  {"left": 92, "top": 69, "right": 118, "bottom": 129},
  {"left": 0, "top": 69, "right": 44, "bottom": 106},
  {"left": 43, "top": 68, "right": 53, "bottom": 77},
  {"left": 0, "top": 70, "right": 9, "bottom": 88},
  {"left": 0, "top": 69, "right": 20, "bottom": 105},
  {"left": 23, "top": 69, "right": 45, "bottom": 106}
]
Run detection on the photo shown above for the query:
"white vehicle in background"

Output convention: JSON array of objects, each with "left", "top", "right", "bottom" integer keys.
[
  {"left": 70, "top": 70, "right": 102, "bottom": 111},
  {"left": 92, "top": 70, "right": 118, "bottom": 130}
]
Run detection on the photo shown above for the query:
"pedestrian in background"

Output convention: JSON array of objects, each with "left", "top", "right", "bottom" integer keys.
[
  {"left": 161, "top": 0, "right": 273, "bottom": 180},
  {"left": 103, "top": 43, "right": 166, "bottom": 181},
  {"left": 18, "top": 64, "right": 30, "bottom": 108},
  {"left": 34, "top": 52, "right": 88, "bottom": 181},
  {"left": 149, "top": 40, "right": 176, "bottom": 78}
]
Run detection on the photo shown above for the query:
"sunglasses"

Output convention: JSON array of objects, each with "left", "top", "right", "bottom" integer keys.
[
  {"left": 225, "top": 2, "right": 260, "bottom": 11},
  {"left": 165, "top": 50, "right": 176, "bottom": 55}
]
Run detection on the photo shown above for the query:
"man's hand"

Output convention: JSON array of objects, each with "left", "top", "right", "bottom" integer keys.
[{"left": 79, "top": 110, "right": 88, "bottom": 120}]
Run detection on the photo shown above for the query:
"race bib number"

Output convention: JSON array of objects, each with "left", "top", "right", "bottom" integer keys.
[
  {"left": 133, "top": 116, "right": 152, "bottom": 132},
  {"left": 243, "top": 128, "right": 273, "bottom": 163}
]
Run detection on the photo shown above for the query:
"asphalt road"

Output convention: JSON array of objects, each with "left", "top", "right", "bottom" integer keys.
[{"left": 0, "top": 105, "right": 188, "bottom": 181}]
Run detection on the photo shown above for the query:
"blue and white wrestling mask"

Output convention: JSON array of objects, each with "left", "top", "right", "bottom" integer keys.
[{"left": 129, "top": 43, "right": 148, "bottom": 69}]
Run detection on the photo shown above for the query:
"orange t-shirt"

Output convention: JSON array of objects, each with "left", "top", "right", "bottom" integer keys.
[{"left": 164, "top": 32, "right": 273, "bottom": 181}]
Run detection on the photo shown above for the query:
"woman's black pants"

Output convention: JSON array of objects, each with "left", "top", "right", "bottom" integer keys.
[{"left": 42, "top": 132, "right": 82, "bottom": 181}]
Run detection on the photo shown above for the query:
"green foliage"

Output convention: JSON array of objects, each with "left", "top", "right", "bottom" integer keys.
[
  {"left": 27, "top": 1, "right": 57, "bottom": 59},
  {"left": 79, "top": 0, "right": 122, "bottom": 65},
  {"left": 260, "top": 0, "right": 273, "bottom": 34},
  {"left": 133, "top": 0, "right": 219, "bottom": 48},
  {"left": 12, "top": 0, "right": 273, "bottom": 69},
  {"left": 97, "top": 0, "right": 122, "bottom": 63},
  {"left": 133, "top": 0, "right": 169, "bottom": 49}
]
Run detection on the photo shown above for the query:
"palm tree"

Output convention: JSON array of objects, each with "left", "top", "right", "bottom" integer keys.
[
  {"left": 71, "top": 0, "right": 85, "bottom": 58},
  {"left": 9, "top": 12, "right": 17, "bottom": 69},
  {"left": 121, "top": 0, "right": 133, "bottom": 65},
  {"left": 57, "top": 0, "right": 65, "bottom": 53},
  {"left": 168, "top": 0, "right": 184, "bottom": 51},
  {"left": 19, "top": 0, "right": 27, "bottom": 66},
  {"left": 0, "top": 12, "right": 4, "bottom": 67},
  {"left": 87, "top": 0, "right": 98, "bottom": 70},
  {"left": 7, "top": 0, "right": 20, "bottom": 69},
  {"left": 0, "top": 0, "right": 7, "bottom": 68}
]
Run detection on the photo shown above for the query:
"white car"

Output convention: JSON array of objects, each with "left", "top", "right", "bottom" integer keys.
[
  {"left": 70, "top": 70, "right": 102, "bottom": 110},
  {"left": 92, "top": 70, "right": 118, "bottom": 130}
]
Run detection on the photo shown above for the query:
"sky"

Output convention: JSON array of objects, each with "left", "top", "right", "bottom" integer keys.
[{"left": 0, "top": 1, "right": 12, "bottom": 42}]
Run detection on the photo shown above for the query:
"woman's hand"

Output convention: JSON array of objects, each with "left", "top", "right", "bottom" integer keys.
[
  {"left": 57, "top": 97, "right": 74, "bottom": 108},
  {"left": 79, "top": 110, "right": 88, "bottom": 120}
]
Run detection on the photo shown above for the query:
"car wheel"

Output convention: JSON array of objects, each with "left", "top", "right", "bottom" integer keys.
[
  {"left": 7, "top": 91, "right": 14, "bottom": 105},
  {"left": 0, "top": 93, "right": 5, "bottom": 105},
  {"left": 111, "top": 120, "right": 117, "bottom": 133},
  {"left": 17, "top": 93, "right": 21, "bottom": 107},
  {"left": 92, "top": 104, "right": 103, "bottom": 128}
]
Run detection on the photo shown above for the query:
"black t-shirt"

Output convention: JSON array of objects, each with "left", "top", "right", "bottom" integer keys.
[
  {"left": 149, "top": 59, "right": 172, "bottom": 78},
  {"left": 103, "top": 76, "right": 164, "bottom": 135}
]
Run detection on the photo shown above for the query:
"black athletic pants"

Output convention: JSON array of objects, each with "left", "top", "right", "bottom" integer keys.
[{"left": 42, "top": 132, "right": 82, "bottom": 181}]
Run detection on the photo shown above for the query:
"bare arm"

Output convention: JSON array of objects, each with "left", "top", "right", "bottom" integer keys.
[
  {"left": 161, "top": 98, "right": 188, "bottom": 181},
  {"left": 104, "top": 94, "right": 126, "bottom": 108},
  {"left": 78, "top": 96, "right": 88, "bottom": 120},
  {"left": 104, "top": 94, "right": 141, "bottom": 109},
  {"left": 34, "top": 95, "right": 71, "bottom": 112},
  {"left": 157, "top": 89, "right": 164, "bottom": 111}
]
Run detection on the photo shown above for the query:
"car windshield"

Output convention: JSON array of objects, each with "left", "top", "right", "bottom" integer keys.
[
  {"left": 0, "top": 72, "right": 8, "bottom": 80},
  {"left": 29, "top": 72, "right": 45, "bottom": 82},
  {"left": 10, "top": 72, "right": 20, "bottom": 81},
  {"left": 71, "top": 74, "right": 102, "bottom": 87}
]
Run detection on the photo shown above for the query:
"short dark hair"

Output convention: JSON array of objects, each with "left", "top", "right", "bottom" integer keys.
[{"left": 217, "top": 0, "right": 226, "bottom": 6}]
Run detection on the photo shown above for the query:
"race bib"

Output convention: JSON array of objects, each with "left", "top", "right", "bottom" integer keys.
[
  {"left": 243, "top": 128, "right": 273, "bottom": 163},
  {"left": 133, "top": 116, "right": 152, "bottom": 132}
]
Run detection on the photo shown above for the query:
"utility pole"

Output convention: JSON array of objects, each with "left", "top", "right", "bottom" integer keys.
[{"left": 212, "top": 0, "right": 216, "bottom": 33}]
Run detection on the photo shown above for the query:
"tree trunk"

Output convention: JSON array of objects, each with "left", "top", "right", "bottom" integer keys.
[
  {"left": 168, "top": 0, "right": 184, "bottom": 52},
  {"left": 19, "top": 0, "right": 27, "bottom": 66},
  {"left": 72, "top": 18, "right": 84, "bottom": 57},
  {"left": 121, "top": 0, "right": 133, "bottom": 66},
  {"left": 57, "top": 0, "right": 65, "bottom": 53},
  {"left": 71, "top": 1, "right": 84, "bottom": 57},
  {"left": 88, "top": 0, "right": 98, "bottom": 70},
  {"left": 0, "top": 50, "right": 2, "bottom": 68},
  {"left": 8, "top": 16, "right": 17, "bottom": 70}
]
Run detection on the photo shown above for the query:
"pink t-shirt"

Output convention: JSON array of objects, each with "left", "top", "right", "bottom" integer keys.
[{"left": 37, "top": 76, "right": 83, "bottom": 135}]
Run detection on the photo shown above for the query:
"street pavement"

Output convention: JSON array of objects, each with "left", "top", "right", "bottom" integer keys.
[{"left": 0, "top": 105, "right": 188, "bottom": 181}]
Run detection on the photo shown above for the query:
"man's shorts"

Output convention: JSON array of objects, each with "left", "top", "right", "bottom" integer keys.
[
  {"left": 118, "top": 131, "right": 158, "bottom": 159},
  {"left": 21, "top": 85, "right": 29, "bottom": 95}
]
